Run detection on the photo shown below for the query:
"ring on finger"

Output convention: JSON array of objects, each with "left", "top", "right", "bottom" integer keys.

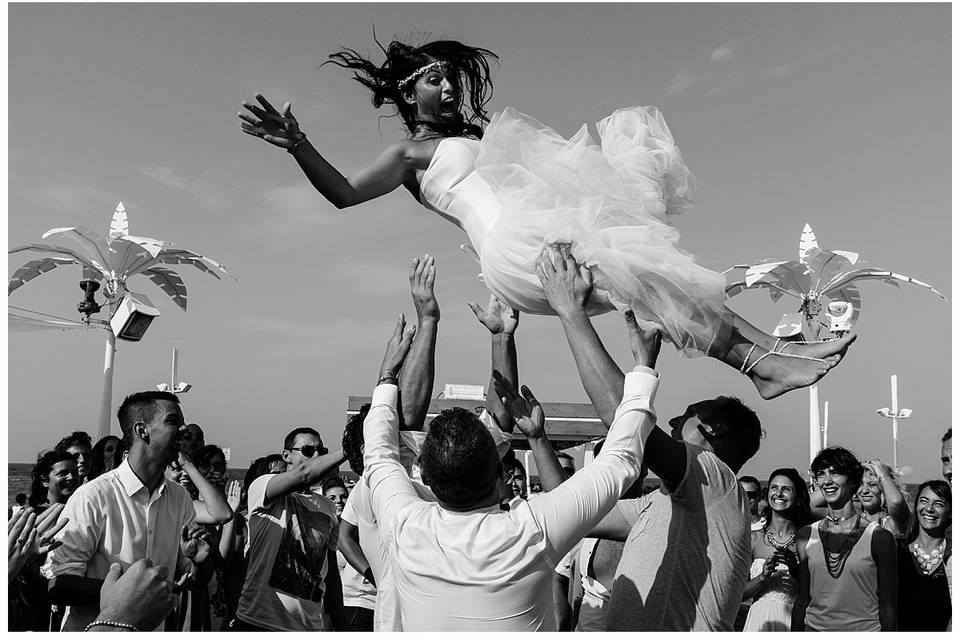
[{"left": 16, "top": 538, "right": 27, "bottom": 545}]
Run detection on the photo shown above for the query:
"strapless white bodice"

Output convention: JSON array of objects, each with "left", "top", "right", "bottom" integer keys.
[
  {"left": 410, "top": 106, "right": 726, "bottom": 355},
  {"left": 419, "top": 137, "right": 500, "bottom": 253}
]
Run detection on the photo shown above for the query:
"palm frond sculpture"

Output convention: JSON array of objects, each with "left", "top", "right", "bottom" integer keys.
[
  {"left": 9, "top": 202, "right": 235, "bottom": 312},
  {"left": 723, "top": 224, "right": 945, "bottom": 340}
]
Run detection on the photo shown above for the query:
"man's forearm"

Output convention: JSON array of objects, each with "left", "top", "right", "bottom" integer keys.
[
  {"left": 557, "top": 309, "right": 624, "bottom": 428},
  {"left": 487, "top": 332, "right": 518, "bottom": 432},
  {"left": 529, "top": 436, "right": 567, "bottom": 492},
  {"left": 339, "top": 522, "right": 373, "bottom": 585},
  {"left": 48, "top": 574, "right": 104, "bottom": 606},
  {"left": 399, "top": 317, "right": 438, "bottom": 430}
]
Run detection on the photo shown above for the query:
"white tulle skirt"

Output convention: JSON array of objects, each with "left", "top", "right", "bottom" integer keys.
[{"left": 475, "top": 106, "right": 725, "bottom": 356}]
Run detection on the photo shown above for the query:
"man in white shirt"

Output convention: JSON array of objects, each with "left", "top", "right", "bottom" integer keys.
[
  {"left": 339, "top": 262, "right": 514, "bottom": 631},
  {"left": 362, "top": 271, "right": 663, "bottom": 633},
  {"left": 44, "top": 390, "right": 213, "bottom": 631}
]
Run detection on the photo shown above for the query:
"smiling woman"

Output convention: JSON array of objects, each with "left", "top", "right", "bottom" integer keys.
[
  {"left": 238, "top": 32, "right": 856, "bottom": 401},
  {"left": 896, "top": 480, "right": 951, "bottom": 631},
  {"left": 29, "top": 450, "right": 79, "bottom": 510},
  {"left": 793, "top": 447, "right": 898, "bottom": 632}
]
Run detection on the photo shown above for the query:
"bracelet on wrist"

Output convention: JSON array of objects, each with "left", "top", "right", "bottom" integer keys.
[
  {"left": 84, "top": 620, "right": 140, "bottom": 632},
  {"left": 287, "top": 133, "right": 308, "bottom": 155}
]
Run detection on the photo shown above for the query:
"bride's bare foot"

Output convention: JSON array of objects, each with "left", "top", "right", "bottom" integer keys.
[{"left": 747, "top": 333, "right": 857, "bottom": 399}]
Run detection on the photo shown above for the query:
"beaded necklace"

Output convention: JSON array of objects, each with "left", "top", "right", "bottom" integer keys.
[
  {"left": 764, "top": 528, "right": 796, "bottom": 549},
  {"left": 819, "top": 514, "right": 862, "bottom": 579},
  {"left": 910, "top": 539, "right": 946, "bottom": 575}
]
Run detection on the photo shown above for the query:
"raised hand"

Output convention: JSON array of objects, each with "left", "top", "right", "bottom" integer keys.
[
  {"left": 409, "top": 255, "right": 440, "bottom": 322},
  {"left": 468, "top": 294, "right": 519, "bottom": 335},
  {"left": 8, "top": 505, "right": 68, "bottom": 583},
  {"left": 535, "top": 244, "right": 593, "bottom": 316},
  {"left": 225, "top": 480, "right": 242, "bottom": 512},
  {"left": 97, "top": 560, "right": 178, "bottom": 631},
  {"left": 624, "top": 310, "right": 662, "bottom": 369},
  {"left": 495, "top": 373, "right": 545, "bottom": 439},
  {"left": 239, "top": 94, "right": 303, "bottom": 149},
  {"left": 179, "top": 524, "right": 212, "bottom": 565},
  {"left": 378, "top": 314, "right": 417, "bottom": 381}
]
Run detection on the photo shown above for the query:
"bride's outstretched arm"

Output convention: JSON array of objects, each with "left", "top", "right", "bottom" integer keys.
[{"left": 240, "top": 93, "right": 413, "bottom": 209}]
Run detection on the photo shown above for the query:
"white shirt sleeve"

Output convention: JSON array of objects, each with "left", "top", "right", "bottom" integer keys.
[
  {"left": 41, "top": 485, "right": 103, "bottom": 579},
  {"left": 362, "top": 383, "right": 423, "bottom": 532},
  {"left": 527, "top": 366, "right": 659, "bottom": 563}
]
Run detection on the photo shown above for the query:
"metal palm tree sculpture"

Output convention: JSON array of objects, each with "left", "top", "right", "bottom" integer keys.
[
  {"left": 723, "top": 223, "right": 945, "bottom": 340},
  {"left": 8, "top": 202, "right": 234, "bottom": 436},
  {"left": 723, "top": 223, "right": 945, "bottom": 466},
  {"left": 10, "top": 202, "right": 233, "bottom": 310}
]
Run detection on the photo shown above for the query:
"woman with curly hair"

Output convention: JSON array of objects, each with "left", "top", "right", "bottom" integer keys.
[
  {"left": 28, "top": 450, "right": 79, "bottom": 511},
  {"left": 239, "top": 35, "right": 854, "bottom": 400}
]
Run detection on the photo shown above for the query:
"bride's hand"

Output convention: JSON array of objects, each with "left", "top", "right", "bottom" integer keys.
[{"left": 239, "top": 94, "right": 303, "bottom": 149}]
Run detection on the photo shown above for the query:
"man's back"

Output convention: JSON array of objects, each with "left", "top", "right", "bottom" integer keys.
[
  {"left": 385, "top": 496, "right": 572, "bottom": 631},
  {"left": 607, "top": 443, "right": 751, "bottom": 631},
  {"left": 364, "top": 369, "right": 660, "bottom": 630}
]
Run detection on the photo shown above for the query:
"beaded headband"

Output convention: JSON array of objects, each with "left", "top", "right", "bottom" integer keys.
[{"left": 397, "top": 60, "right": 450, "bottom": 90}]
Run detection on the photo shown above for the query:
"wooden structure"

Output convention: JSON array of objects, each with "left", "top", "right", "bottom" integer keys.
[{"left": 347, "top": 396, "right": 607, "bottom": 450}]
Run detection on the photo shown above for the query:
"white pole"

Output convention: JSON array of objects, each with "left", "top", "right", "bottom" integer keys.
[
  {"left": 890, "top": 375, "right": 899, "bottom": 470},
  {"left": 98, "top": 331, "right": 117, "bottom": 438},
  {"left": 822, "top": 401, "right": 829, "bottom": 448},
  {"left": 809, "top": 384, "right": 821, "bottom": 464},
  {"left": 171, "top": 347, "right": 179, "bottom": 390}
]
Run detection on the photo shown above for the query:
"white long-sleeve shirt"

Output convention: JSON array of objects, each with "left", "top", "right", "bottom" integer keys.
[{"left": 362, "top": 366, "right": 659, "bottom": 631}]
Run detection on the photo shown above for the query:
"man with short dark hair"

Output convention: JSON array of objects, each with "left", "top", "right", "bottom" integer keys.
[
  {"left": 339, "top": 259, "right": 514, "bottom": 631},
  {"left": 54, "top": 431, "right": 93, "bottom": 483},
  {"left": 44, "top": 391, "right": 212, "bottom": 631},
  {"left": 234, "top": 425, "right": 346, "bottom": 631},
  {"left": 362, "top": 288, "right": 662, "bottom": 631},
  {"left": 532, "top": 246, "right": 757, "bottom": 631},
  {"left": 504, "top": 458, "right": 528, "bottom": 500},
  {"left": 738, "top": 475, "right": 764, "bottom": 530}
]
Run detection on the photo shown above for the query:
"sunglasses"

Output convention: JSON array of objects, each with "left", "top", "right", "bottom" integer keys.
[{"left": 288, "top": 445, "right": 327, "bottom": 458}]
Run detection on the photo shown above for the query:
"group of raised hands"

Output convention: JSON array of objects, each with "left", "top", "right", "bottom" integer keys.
[{"left": 378, "top": 244, "right": 661, "bottom": 436}]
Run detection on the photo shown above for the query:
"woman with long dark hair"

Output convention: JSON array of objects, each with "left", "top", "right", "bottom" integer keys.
[
  {"left": 792, "top": 447, "right": 898, "bottom": 631},
  {"left": 28, "top": 450, "right": 79, "bottom": 511},
  {"left": 239, "top": 35, "right": 854, "bottom": 401},
  {"left": 741, "top": 468, "right": 813, "bottom": 631},
  {"left": 897, "top": 479, "right": 950, "bottom": 631},
  {"left": 88, "top": 435, "right": 121, "bottom": 481}
]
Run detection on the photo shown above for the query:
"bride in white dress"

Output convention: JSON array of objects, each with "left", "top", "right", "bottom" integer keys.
[{"left": 239, "top": 37, "right": 854, "bottom": 399}]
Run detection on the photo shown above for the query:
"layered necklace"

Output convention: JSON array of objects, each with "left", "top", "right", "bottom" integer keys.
[
  {"left": 764, "top": 528, "right": 796, "bottom": 549},
  {"left": 819, "top": 514, "right": 862, "bottom": 579},
  {"left": 910, "top": 539, "right": 947, "bottom": 575}
]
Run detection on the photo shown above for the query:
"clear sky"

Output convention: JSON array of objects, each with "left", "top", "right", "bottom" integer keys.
[{"left": 7, "top": 3, "right": 951, "bottom": 483}]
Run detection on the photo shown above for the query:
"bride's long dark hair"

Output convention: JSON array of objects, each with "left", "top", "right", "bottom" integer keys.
[{"left": 325, "top": 36, "right": 498, "bottom": 138}]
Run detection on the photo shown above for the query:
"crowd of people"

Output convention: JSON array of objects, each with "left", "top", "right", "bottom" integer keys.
[{"left": 6, "top": 251, "right": 951, "bottom": 632}]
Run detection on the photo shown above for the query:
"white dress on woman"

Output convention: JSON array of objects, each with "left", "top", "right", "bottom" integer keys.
[
  {"left": 418, "top": 106, "right": 726, "bottom": 355},
  {"left": 743, "top": 557, "right": 798, "bottom": 632}
]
